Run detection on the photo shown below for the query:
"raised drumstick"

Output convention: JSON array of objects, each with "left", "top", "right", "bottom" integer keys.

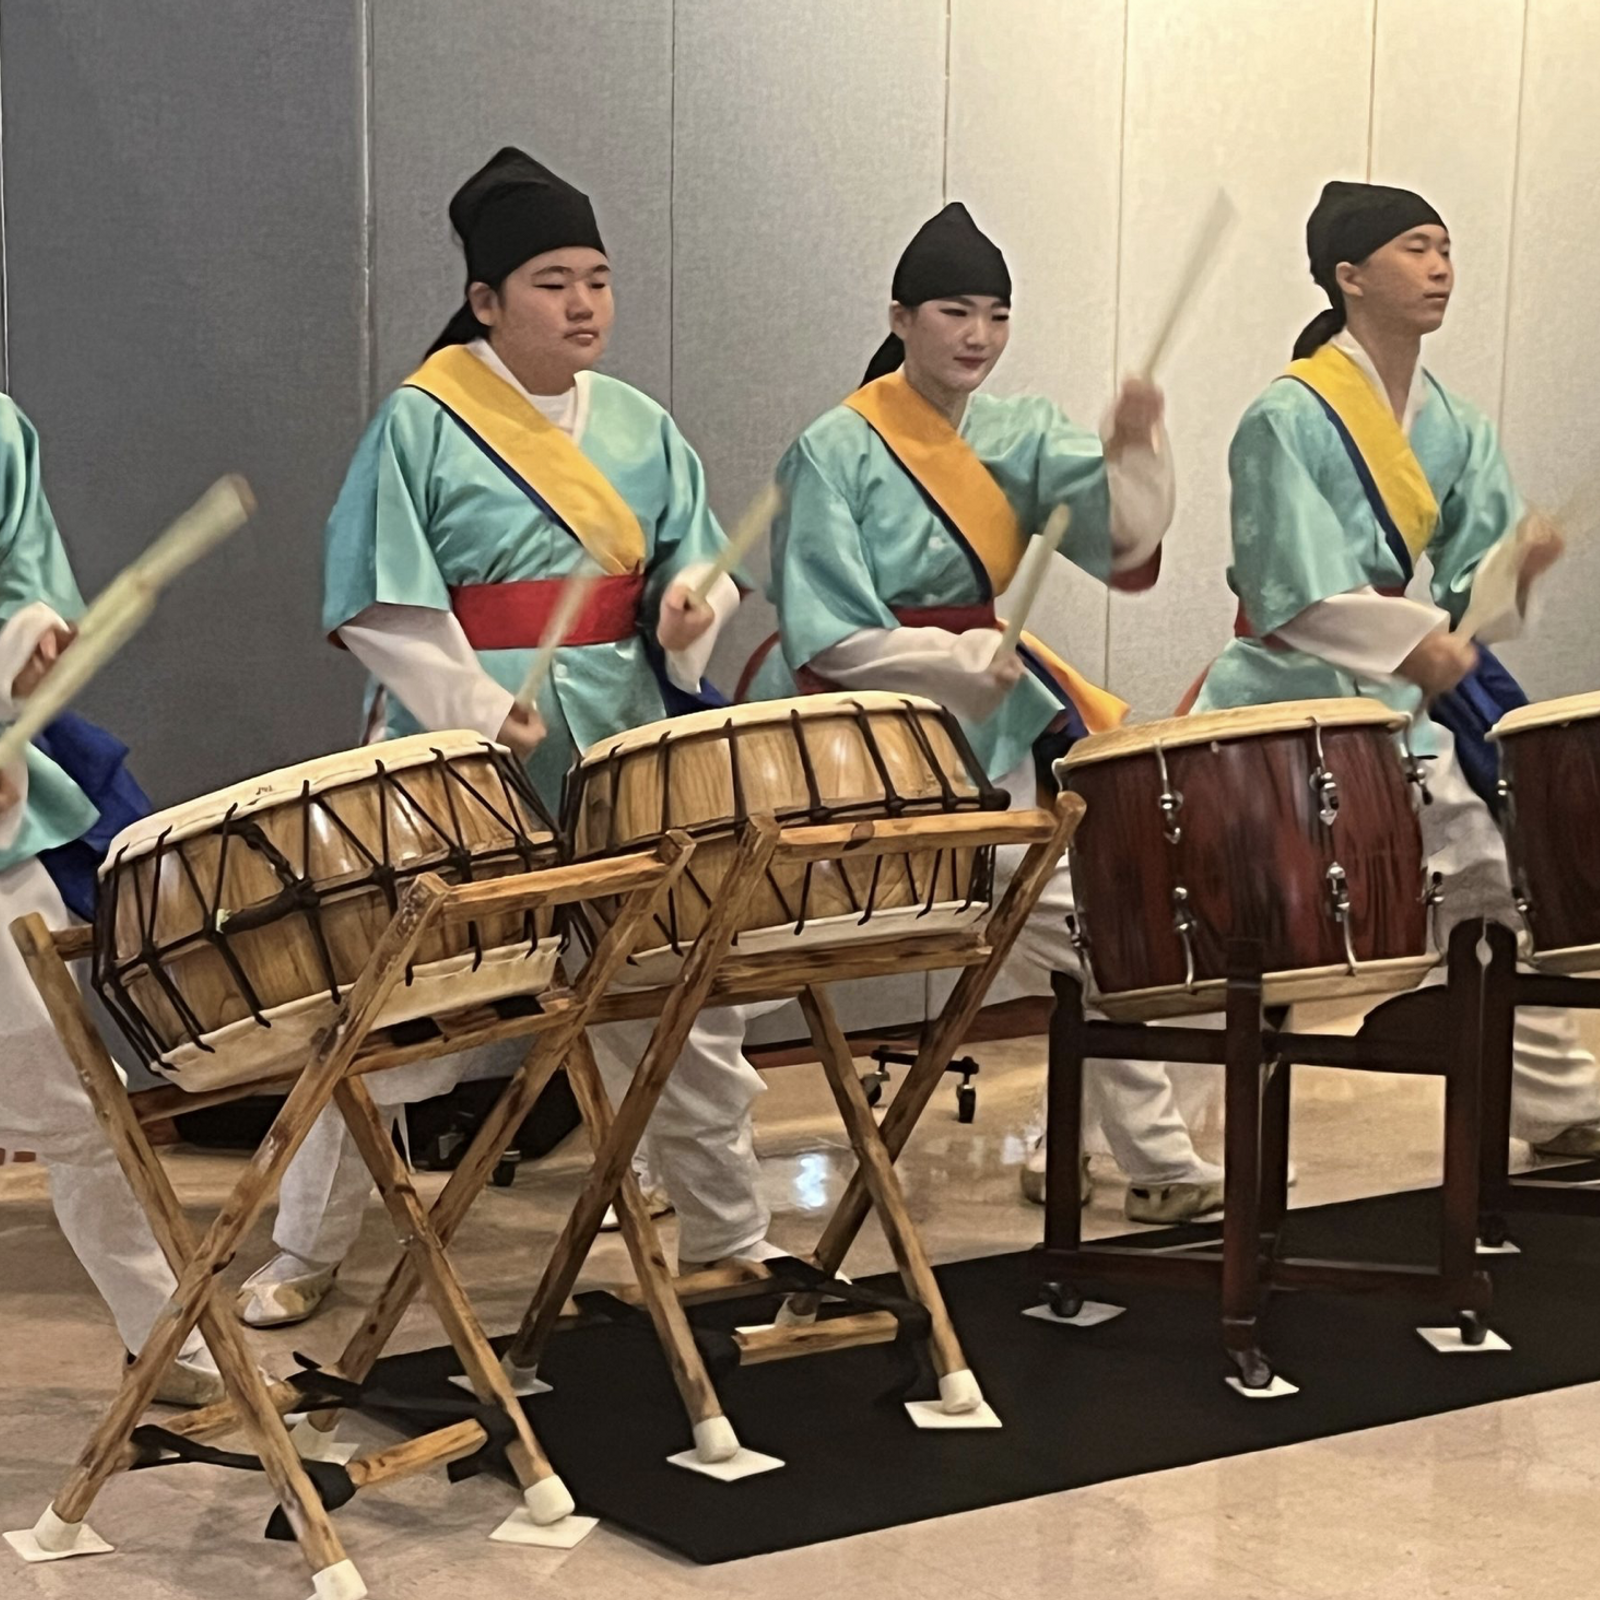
[
  {"left": 686, "top": 482, "right": 783, "bottom": 606},
  {"left": 1138, "top": 189, "right": 1239, "bottom": 382},
  {"left": 0, "top": 476, "right": 255, "bottom": 771},
  {"left": 993, "top": 505, "right": 1072, "bottom": 663},
  {"left": 514, "top": 571, "right": 599, "bottom": 710}
]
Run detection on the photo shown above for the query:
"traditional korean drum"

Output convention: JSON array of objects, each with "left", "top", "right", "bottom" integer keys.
[
  {"left": 565, "top": 692, "right": 1001, "bottom": 976},
  {"left": 94, "top": 732, "right": 562, "bottom": 1090},
  {"left": 1059, "top": 699, "right": 1436, "bottom": 1019},
  {"left": 1491, "top": 691, "right": 1600, "bottom": 973}
]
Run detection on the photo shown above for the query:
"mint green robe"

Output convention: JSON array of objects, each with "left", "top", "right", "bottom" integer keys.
[
  {"left": 754, "top": 393, "right": 1117, "bottom": 782},
  {"left": 0, "top": 397, "right": 97, "bottom": 875},
  {"left": 1195, "top": 370, "right": 1519, "bottom": 752},
  {"left": 323, "top": 372, "right": 726, "bottom": 807}
]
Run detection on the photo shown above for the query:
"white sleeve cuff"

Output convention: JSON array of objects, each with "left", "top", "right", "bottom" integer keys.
[
  {"left": 338, "top": 603, "right": 514, "bottom": 741},
  {"left": 663, "top": 565, "right": 739, "bottom": 693},
  {"left": 812, "top": 625, "right": 1013, "bottom": 721},
  {"left": 1100, "top": 413, "right": 1175, "bottom": 571},
  {"left": 1272, "top": 588, "right": 1448, "bottom": 679},
  {"left": 0, "top": 601, "right": 68, "bottom": 721}
]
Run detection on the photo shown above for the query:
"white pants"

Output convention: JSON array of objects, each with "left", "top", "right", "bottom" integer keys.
[
  {"left": 997, "top": 757, "right": 1220, "bottom": 1187},
  {"left": 273, "top": 1006, "right": 771, "bottom": 1268},
  {"left": 1419, "top": 724, "right": 1600, "bottom": 1142},
  {"left": 0, "top": 857, "right": 200, "bottom": 1356}
]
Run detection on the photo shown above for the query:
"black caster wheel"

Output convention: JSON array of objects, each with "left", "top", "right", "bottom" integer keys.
[
  {"left": 1479, "top": 1213, "right": 1509, "bottom": 1250},
  {"left": 1458, "top": 1309, "right": 1488, "bottom": 1347},
  {"left": 1229, "top": 1346, "right": 1274, "bottom": 1390},
  {"left": 1045, "top": 1282, "right": 1084, "bottom": 1320},
  {"left": 861, "top": 1071, "right": 886, "bottom": 1108},
  {"left": 491, "top": 1150, "right": 521, "bottom": 1188},
  {"left": 957, "top": 1083, "right": 977, "bottom": 1124}
]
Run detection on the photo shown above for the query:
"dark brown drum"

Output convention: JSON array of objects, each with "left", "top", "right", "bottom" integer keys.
[
  {"left": 1492, "top": 691, "right": 1600, "bottom": 972},
  {"left": 1059, "top": 699, "right": 1434, "bottom": 1019}
]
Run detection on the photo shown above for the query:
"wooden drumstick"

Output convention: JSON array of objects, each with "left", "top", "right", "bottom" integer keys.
[
  {"left": 686, "top": 482, "right": 783, "bottom": 607},
  {"left": 0, "top": 475, "right": 255, "bottom": 771},
  {"left": 514, "top": 572, "right": 599, "bottom": 710},
  {"left": 1138, "top": 189, "right": 1239, "bottom": 382},
  {"left": 993, "top": 505, "right": 1071, "bottom": 664}
]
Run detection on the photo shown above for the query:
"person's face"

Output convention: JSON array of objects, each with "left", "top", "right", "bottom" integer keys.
[
  {"left": 893, "top": 295, "right": 1011, "bottom": 394},
  {"left": 1337, "top": 224, "right": 1453, "bottom": 336},
  {"left": 468, "top": 246, "right": 614, "bottom": 383}
]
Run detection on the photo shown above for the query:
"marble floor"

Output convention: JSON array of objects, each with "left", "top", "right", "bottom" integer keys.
[{"left": 4, "top": 1024, "right": 1599, "bottom": 1600}]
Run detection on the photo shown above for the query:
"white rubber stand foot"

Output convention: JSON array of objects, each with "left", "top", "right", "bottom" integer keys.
[
  {"left": 4, "top": 1507, "right": 114, "bottom": 1563},
  {"left": 1417, "top": 1325, "right": 1512, "bottom": 1354},
  {"left": 290, "top": 1418, "right": 360, "bottom": 1466},
  {"left": 1476, "top": 1238, "right": 1521, "bottom": 1256},
  {"left": 1023, "top": 1300, "right": 1126, "bottom": 1329},
  {"left": 937, "top": 1368, "right": 983, "bottom": 1415},
  {"left": 1225, "top": 1374, "right": 1300, "bottom": 1399},
  {"left": 905, "top": 1398, "right": 1003, "bottom": 1430},
  {"left": 668, "top": 1446, "right": 785, "bottom": 1480},
  {"left": 490, "top": 1508, "right": 598, "bottom": 1549},
  {"left": 310, "top": 1557, "right": 367, "bottom": 1600},
  {"left": 693, "top": 1414, "right": 741, "bottom": 1463},
  {"left": 522, "top": 1475, "right": 576, "bottom": 1526}
]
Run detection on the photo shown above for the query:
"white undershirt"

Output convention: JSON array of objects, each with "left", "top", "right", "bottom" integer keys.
[
  {"left": 339, "top": 340, "right": 736, "bottom": 742},
  {"left": 811, "top": 404, "right": 1175, "bottom": 712},
  {"left": 1271, "top": 330, "right": 1529, "bottom": 677}
]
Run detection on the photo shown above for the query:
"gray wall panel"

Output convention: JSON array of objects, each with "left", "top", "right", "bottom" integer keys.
[
  {"left": 370, "top": 0, "right": 673, "bottom": 402},
  {"left": 0, "top": 1, "right": 368, "bottom": 805}
]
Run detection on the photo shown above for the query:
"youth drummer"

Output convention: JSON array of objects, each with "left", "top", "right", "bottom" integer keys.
[
  {"left": 1191, "top": 179, "right": 1600, "bottom": 1149},
  {"left": 747, "top": 203, "right": 1223, "bottom": 1223},
  {"left": 0, "top": 394, "right": 222, "bottom": 1403},
  {"left": 237, "top": 148, "right": 780, "bottom": 1328}
]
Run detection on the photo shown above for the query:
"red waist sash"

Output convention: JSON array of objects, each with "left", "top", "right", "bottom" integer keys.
[{"left": 449, "top": 573, "right": 645, "bottom": 651}]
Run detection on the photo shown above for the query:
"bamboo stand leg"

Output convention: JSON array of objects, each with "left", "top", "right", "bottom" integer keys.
[
  {"left": 502, "top": 818, "right": 780, "bottom": 1382},
  {"left": 799, "top": 985, "right": 986, "bottom": 1414},
  {"left": 9, "top": 890, "right": 443, "bottom": 1588},
  {"left": 810, "top": 797, "right": 1081, "bottom": 1278},
  {"left": 562, "top": 1036, "right": 740, "bottom": 1459},
  {"left": 307, "top": 844, "right": 693, "bottom": 1433},
  {"left": 332, "top": 1077, "right": 575, "bottom": 1526}
]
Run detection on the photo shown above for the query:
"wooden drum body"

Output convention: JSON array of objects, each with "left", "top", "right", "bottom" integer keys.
[
  {"left": 95, "top": 732, "right": 562, "bottom": 1090},
  {"left": 1492, "top": 691, "right": 1600, "bottom": 973},
  {"left": 566, "top": 692, "right": 1002, "bottom": 978},
  {"left": 1060, "top": 699, "right": 1435, "bottom": 1019}
]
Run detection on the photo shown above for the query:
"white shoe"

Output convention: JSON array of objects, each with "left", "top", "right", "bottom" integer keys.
[
  {"left": 126, "top": 1349, "right": 227, "bottom": 1408},
  {"left": 678, "top": 1238, "right": 789, "bottom": 1275},
  {"left": 236, "top": 1252, "right": 338, "bottom": 1328},
  {"left": 1020, "top": 1140, "right": 1091, "bottom": 1208},
  {"left": 600, "top": 1184, "right": 674, "bottom": 1232}
]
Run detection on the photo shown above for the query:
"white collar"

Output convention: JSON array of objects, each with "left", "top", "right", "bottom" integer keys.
[
  {"left": 467, "top": 338, "right": 591, "bottom": 443},
  {"left": 1330, "top": 329, "right": 1430, "bottom": 435}
]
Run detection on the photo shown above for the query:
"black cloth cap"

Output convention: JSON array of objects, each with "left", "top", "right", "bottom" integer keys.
[
  {"left": 864, "top": 202, "right": 1012, "bottom": 384},
  {"left": 429, "top": 146, "right": 606, "bottom": 354},
  {"left": 1293, "top": 180, "right": 1444, "bottom": 358}
]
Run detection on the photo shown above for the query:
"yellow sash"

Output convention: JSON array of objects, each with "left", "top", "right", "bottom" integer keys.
[
  {"left": 403, "top": 346, "right": 645, "bottom": 574},
  {"left": 1284, "top": 343, "right": 1438, "bottom": 563},
  {"left": 844, "top": 371, "right": 1126, "bottom": 733},
  {"left": 845, "top": 372, "right": 1027, "bottom": 592}
]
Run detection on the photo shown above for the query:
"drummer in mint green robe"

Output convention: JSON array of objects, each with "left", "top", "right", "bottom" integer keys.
[
  {"left": 749, "top": 201, "right": 1225, "bottom": 1224},
  {"left": 1193, "top": 178, "right": 1600, "bottom": 1156},
  {"left": 241, "top": 147, "right": 777, "bottom": 1337},
  {"left": 0, "top": 394, "right": 223, "bottom": 1405}
]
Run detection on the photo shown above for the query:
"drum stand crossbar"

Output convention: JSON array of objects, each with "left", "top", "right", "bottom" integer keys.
[
  {"left": 1039, "top": 924, "right": 1491, "bottom": 1392},
  {"left": 5, "top": 838, "right": 696, "bottom": 1600},
  {"left": 1477, "top": 922, "right": 1600, "bottom": 1237}
]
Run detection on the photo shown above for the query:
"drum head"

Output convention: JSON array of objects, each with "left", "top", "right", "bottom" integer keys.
[
  {"left": 576, "top": 691, "right": 945, "bottom": 767},
  {"left": 105, "top": 731, "right": 515, "bottom": 866},
  {"left": 1061, "top": 697, "right": 1408, "bottom": 771},
  {"left": 1490, "top": 690, "right": 1600, "bottom": 741}
]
